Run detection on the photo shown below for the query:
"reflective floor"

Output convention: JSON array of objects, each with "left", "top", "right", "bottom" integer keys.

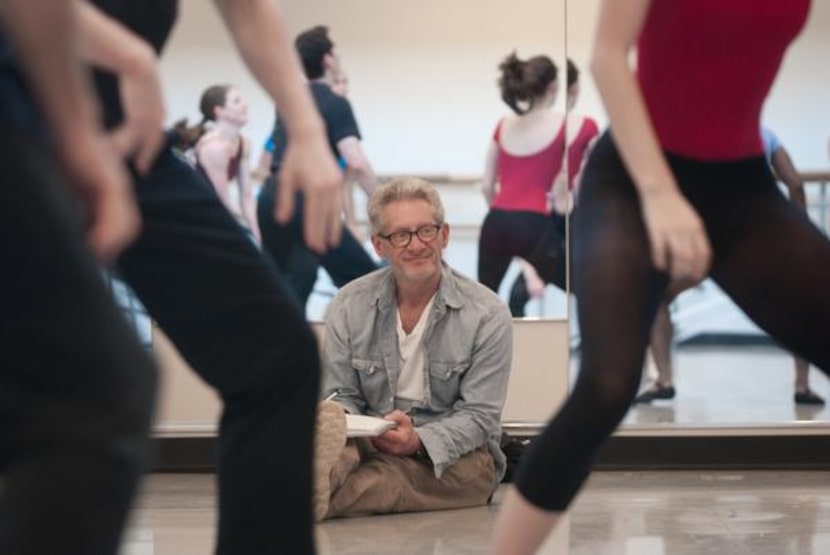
[
  {"left": 567, "top": 345, "right": 830, "bottom": 427},
  {"left": 123, "top": 471, "right": 830, "bottom": 555}
]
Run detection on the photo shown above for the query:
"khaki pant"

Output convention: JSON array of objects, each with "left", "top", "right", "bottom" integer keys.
[{"left": 324, "top": 439, "right": 496, "bottom": 519}]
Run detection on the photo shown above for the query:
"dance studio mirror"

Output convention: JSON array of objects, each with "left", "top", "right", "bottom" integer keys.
[
  {"left": 566, "top": 0, "right": 830, "bottom": 429},
  {"left": 282, "top": 0, "right": 570, "bottom": 322},
  {"left": 160, "top": 0, "right": 569, "bottom": 320},
  {"left": 154, "top": 1, "right": 571, "bottom": 432}
]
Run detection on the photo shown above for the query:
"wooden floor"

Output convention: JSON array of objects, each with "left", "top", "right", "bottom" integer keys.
[
  {"left": 577, "top": 344, "right": 830, "bottom": 428},
  {"left": 118, "top": 342, "right": 830, "bottom": 554},
  {"left": 123, "top": 471, "right": 830, "bottom": 555}
]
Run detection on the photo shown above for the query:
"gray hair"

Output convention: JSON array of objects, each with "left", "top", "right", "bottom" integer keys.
[{"left": 368, "top": 177, "right": 445, "bottom": 234}]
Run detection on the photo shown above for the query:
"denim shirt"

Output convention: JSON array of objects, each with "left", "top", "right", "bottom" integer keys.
[{"left": 322, "top": 262, "right": 512, "bottom": 484}]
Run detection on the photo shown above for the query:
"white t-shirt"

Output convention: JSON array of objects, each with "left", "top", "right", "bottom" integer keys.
[{"left": 395, "top": 295, "right": 436, "bottom": 402}]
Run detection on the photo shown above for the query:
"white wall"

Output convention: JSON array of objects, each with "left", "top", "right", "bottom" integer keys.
[
  {"left": 157, "top": 1, "right": 828, "bottom": 328},
  {"left": 162, "top": 1, "right": 828, "bottom": 172},
  {"left": 154, "top": 319, "right": 571, "bottom": 433},
  {"left": 160, "top": 0, "right": 572, "bottom": 319},
  {"left": 765, "top": 2, "right": 830, "bottom": 169},
  {"left": 161, "top": 0, "right": 567, "bottom": 175},
  {"left": 566, "top": 1, "right": 830, "bottom": 170},
  {"left": 564, "top": 1, "right": 830, "bottom": 343}
]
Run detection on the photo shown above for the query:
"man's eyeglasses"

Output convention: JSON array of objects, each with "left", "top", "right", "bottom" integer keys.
[{"left": 377, "top": 224, "right": 442, "bottom": 248}]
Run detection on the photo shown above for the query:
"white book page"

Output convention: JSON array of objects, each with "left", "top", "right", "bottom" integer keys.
[{"left": 346, "top": 414, "right": 398, "bottom": 438}]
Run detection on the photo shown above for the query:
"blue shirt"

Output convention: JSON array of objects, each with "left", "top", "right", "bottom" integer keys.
[
  {"left": 322, "top": 262, "right": 512, "bottom": 484},
  {"left": 761, "top": 126, "right": 781, "bottom": 164}
]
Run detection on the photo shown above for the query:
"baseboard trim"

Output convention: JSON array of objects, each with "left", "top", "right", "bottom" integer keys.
[
  {"left": 678, "top": 333, "right": 775, "bottom": 347},
  {"left": 593, "top": 435, "right": 830, "bottom": 470},
  {"left": 152, "top": 434, "right": 830, "bottom": 473},
  {"left": 153, "top": 437, "right": 216, "bottom": 472}
]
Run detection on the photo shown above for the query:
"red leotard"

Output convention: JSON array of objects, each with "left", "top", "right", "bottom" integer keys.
[
  {"left": 491, "top": 120, "right": 566, "bottom": 214},
  {"left": 637, "top": 0, "right": 810, "bottom": 160}
]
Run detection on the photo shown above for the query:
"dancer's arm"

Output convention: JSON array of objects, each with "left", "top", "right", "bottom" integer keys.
[
  {"left": 236, "top": 137, "right": 262, "bottom": 243},
  {"left": 196, "top": 137, "right": 236, "bottom": 207},
  {"left": 75, "top": 1, "right": 166, "bottom": 175},
  {"left": 214, "top": 0, "right": 343, "bottom": 253},
  {"left": 338, "top": 137, "right": 378, "bottom": 197},
  {"left": 481, "top": 140, "right": 499, "bottom": 205},
  {"left": 591, "top": 0, "right": 710, "bottom": 283},
  {"left": 0, "top": 0, "right": 138, "bottom": 260},
  {"left": 770, "top": 145, "right": 807, "bottom": 212}
]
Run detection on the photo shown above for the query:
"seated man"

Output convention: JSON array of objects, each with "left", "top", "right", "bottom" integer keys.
[{"left": 315, "top": 176, "right": 513, "bottom": 520}]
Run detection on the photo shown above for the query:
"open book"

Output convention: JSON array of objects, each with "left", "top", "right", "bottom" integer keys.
[{"left": 346, "top": 414, "right": 398, "bottom": 438}]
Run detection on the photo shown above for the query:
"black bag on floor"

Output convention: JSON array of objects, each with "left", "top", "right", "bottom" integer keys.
[{"left": 500, "top": 432, "right": 530, "bottom": 483}]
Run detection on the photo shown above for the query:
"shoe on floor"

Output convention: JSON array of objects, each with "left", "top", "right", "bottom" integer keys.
[
  {"left": 314, "top": 400, "right": 347, "bottom": 522},
  {"left": 794, "top": 388, "right": 826, "bottom": 406},
  {"left": 632, "top": 383, "right": 676, "bottom": 404}
]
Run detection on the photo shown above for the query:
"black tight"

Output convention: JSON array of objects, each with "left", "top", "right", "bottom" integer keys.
[
  {"left": 507, "top": 213, "right": 570, "bottom": 316},
  {"left": 118, "top": 147, "right": 320, "bottom": 554},
  {"left": 258, "top": 177, "right": 377, "bottom": 308},
  {"left": 515, "top": 132, "right": 830, "bottom": 510},
  {"left": 0, "top": 121, "right": 156, "bottom": 555},
  {"left": 478, "top": 209, "right": 566, "bottom": 295}
]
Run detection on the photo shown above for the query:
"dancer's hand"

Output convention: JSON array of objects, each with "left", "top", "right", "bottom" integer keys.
[
  {"left": 371, "top": 411, "right": 420, "bottom": 456},
  {"left": 275, "top": 132, "right": 343, "bottom": 253},
  {"left": 546, "top": 171, "right": 571, "bottom": 215},
  {"left": 109, "top": 46, "right": 166, "bottom": 175},
  {"left": 58, "top": 128, "right": 141, "bottom": 262},
  {"left": 521, "top": 262, "right": 546, "bottom": 298},
  {"left": 346, "top": 221, "right": 365, "bottom": 244},
  {"left": 640, "top": 188, "right": 711, "bottom": 285}
]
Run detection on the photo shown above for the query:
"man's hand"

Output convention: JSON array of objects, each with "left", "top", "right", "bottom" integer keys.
[
  {"left": 275, "top": 132, "right": 343, "bottom": 253},
  {"left": 58, "top": 128, "right": 141, "bottom": 262},
  {"left": 371, "top": 410, "right": 421, "bottom": 456}
]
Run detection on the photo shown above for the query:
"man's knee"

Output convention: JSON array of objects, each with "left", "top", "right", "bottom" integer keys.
[{"left": 328, "top": 449, "right": 494, "bottom": 518}]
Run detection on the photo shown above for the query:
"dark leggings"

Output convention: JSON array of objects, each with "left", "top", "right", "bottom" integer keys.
[
  {"left": 478, "top": 209, "right": 567, "bottom": 296},
  {"left": 257, "top": 176, "right": 377, "bottom": 307},
  {"left": 117, "top": 146, "right": 320, "bottom": 554},
  {"left": 0, "top": 123, "right": 157, "bottom": 555},
  {"left": 507, "top": 213, "right": 570, "bottom": 316},
  {"left": 515, "top": 132, "right": 830, "bottom": 511}
]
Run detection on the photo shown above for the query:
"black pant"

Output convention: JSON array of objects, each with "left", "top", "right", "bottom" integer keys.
[
  {"left": 478, "top": 209, "right": 567, "bottom": 300},
  {"left": 507, "top": 212, "right": 570, "bottom": 316},
  {"left": 117, "top": 146, "right": 320, "bottom": 554},
  {"left": 0, "top": 123, "right": 157, "bottom": 555},
  {"left": 257, "top": 176, "right": 377, "bottom": 307},
  {"left": 515, "top": 132, "right": 830, "bottom": 511}
]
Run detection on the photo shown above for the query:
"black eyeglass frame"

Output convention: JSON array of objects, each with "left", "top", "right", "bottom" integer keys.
[{"left": 377, "top": 223, "right": 443, "bottom": 248}]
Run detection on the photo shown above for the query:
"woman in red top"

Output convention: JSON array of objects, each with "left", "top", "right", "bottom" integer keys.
[
  {"left": 491, "top": 1, "right": 829, "bottom": 553},
  {"left": 478, "top": 52, "right": 567, "bottom": 296},
  {"left": 175, "top": 85, "right": 261, "bottom": 244},
  {"left": 507, "top": 59, "right": 599, "bottom": 316}
]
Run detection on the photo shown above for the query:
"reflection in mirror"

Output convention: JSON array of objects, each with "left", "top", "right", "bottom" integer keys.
[
  {"left": 477, "top": 52, "right": 570, "bottom": 319},
  {"left": 292, "top": 0, "right": 570, "bottom": 321},
  {"left": 566, "top": 0, "right": 830, "bottom": 427},
  {"left": 155, "top": 0, "right": 572, "bottom": 438},
  {"left": 160, "top": 0, "right": 568, "bottom": 321}
]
